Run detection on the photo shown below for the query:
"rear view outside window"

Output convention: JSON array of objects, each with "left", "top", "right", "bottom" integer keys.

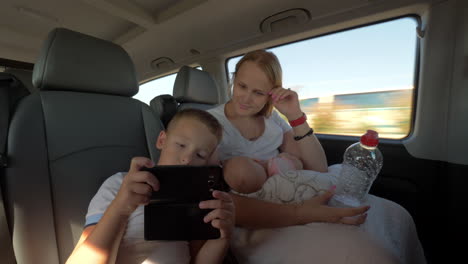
[
  {"left": 134, "top": 73, "right": 176, "bottom": 105},
  {"left": 227, "top": 17, "right": 417, "bottom": 139},
  {"left": 134, "top": 66, "right": 202, "bottom": 105}
]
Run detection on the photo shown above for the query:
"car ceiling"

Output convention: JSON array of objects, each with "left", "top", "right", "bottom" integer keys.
[{"left": 1, "top": 0, "right": 436, "bottom": 81}]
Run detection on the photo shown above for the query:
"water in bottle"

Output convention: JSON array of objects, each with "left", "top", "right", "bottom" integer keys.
[{"left": 330, "top": 130, "right": 383, "bottom": 207}]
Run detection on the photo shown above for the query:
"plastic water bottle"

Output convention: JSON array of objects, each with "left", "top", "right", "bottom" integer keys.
[{"left": 330, "top": 130, "right": 383, "bottom": 207}]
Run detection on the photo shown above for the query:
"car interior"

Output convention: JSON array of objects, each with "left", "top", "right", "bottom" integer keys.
[{"left": 1, "top": 0, "right": 467, "bottom": 264}]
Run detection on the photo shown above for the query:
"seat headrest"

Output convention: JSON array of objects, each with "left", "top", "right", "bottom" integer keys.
[
  {"left": 32, "top": 28, "right": 138, "bottom": 97},
  {"left": 173, "top": 66, "right": 218, "bottom": 104},
  {"left": 150, "top": 94, "right": 178, "bottom": 127}
]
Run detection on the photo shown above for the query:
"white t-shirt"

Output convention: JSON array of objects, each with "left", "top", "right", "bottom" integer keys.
[
  {"left": 208, "top": 104, "right": 292, "bottom": 161},
  {"left": 85, "top": 172, "right": 190, "bottom": 264}
]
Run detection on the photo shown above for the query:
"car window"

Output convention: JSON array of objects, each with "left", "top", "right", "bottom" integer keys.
[
  {"left": 227, "top": 17, "right": 418, "bottom": 139},
  {"left": 134, "top": 66, "right": 202, "bottom": 105}
]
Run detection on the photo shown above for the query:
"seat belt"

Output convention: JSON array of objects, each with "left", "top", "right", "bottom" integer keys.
[
  {"left": 0, "top": 76, "right": 10, "bottom": 168},
  {"left": 0, "top": 75, "right": 18, "bottom": 264}
]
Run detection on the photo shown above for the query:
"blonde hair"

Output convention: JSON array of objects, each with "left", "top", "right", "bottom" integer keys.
[
  {"left": 167, "top": 108, "right": 223, "bottom": 144},
  {"left": 233, "top": 49, "right": 283, "bottom": 117}
]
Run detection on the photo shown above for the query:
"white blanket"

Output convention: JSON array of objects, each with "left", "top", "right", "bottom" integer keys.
[{"left": 232, "top": 165, "right": 426, "bottom": 264}]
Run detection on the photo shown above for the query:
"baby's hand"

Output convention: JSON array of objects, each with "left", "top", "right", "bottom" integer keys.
[
  {"left": 199, "top": 191, "right": 235, "bottom": 239},
  {"left": 113, "top": 157, "right": 160, "bottom": 216}
]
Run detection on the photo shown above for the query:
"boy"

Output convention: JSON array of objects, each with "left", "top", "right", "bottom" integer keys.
[{"left": 67, "top": 109, "right": 235, "bottom": 264}]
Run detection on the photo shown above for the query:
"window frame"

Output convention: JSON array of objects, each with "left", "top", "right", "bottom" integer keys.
[{"left": 224, "top": 15, "right": 421, "bottom": 141}]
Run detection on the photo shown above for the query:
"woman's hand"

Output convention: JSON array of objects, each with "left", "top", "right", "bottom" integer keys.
[
  {"left": 269, "top": 87, "right": 303, "bottom": 121},
  {"left": 112, "top": 157, "right": 160, "bottom": 216},
  {"left": 199, "top": 191, "right": 235, "bottom": 239},
  {"left": 296, "top": 187, "right": 370, "bottom": 225}
]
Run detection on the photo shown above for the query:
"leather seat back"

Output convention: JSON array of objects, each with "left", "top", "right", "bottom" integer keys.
[{"left": 4, "top": 28, "right": 163, "bottom": 264}]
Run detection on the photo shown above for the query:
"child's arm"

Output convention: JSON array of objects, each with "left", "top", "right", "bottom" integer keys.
[
  {"left": 66, "top": 204, "right": 128, "bottom": 264},
  {"left": 190, "top": 239, "right": 229, "bottom": 264},
  {"left": 191, "top": 191, "right": 235, "bottom": 264},
  {"left": 66, "top": 157, "right": 159, "bottom": 264}
]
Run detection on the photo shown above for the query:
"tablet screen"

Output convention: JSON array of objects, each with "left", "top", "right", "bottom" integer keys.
[{"left": 142, "top": 165, "right": 229, "bottom": 240}]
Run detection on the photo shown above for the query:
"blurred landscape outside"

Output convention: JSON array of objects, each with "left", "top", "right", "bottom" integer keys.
[{"left": 297, "top": 89, "right": 412, "bottom": 138}]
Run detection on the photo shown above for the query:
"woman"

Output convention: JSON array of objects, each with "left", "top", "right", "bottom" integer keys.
[
  {"left": 206, "top": 50, "right": 426, "bottom": 264},
  {"left": 208, "top": 50, "right": 369, "bottom": 227}
]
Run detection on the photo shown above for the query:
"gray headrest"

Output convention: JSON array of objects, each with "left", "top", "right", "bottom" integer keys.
[
  {"left": 149, "top": 94, "right": 178, "bottom": 127},
  {"left": 173, "top": 66, "right": 218, "bottom": 104},
  {"left": 32, "top": 28, "right": 138, "bottom": 96}
]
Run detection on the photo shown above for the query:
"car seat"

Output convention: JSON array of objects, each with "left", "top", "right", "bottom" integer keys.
[
  {"left": 3, "top": 28, "right": 163, "bottom": 264},
  {"left": 150, "top": 65, "right": 219, "bottom": 127}
]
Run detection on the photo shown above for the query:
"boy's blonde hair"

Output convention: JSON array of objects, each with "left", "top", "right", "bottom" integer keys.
[
  {"left": 167, "top": 108, "right": 223, "bottom": 144},
  {"left": 233, "top": 49, "right": 283, "bottom": 117}
]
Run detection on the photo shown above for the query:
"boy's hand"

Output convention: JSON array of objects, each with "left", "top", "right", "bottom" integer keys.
[
  {"left": 296, "top": 187, "right": 370, "bottom": 225},
  {"left": 199, "top": 191, "right": 235, "bottom": 239},
  {"left": 113, "top": 157, "right": 160, "bottom": 216}
]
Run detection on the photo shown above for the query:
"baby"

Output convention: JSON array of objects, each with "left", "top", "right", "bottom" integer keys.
[
  {"left": 224, "top": 152, "right": 304, "bottom": 194},
  {"left": 263, "top": 152, "right": 303, "bottom": 179}
]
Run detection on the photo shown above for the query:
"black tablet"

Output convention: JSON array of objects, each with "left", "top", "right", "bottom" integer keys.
[{"left": 142, "top": 165, "right": 230, "bottom": 241}]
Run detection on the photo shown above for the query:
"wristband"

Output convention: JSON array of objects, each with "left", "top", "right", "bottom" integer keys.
[
  {"left": 294, "top": 128, "right": 314, "bottom": 141},
  {"left": 288, "top": 113, "right": 306, "bottom": 127}
]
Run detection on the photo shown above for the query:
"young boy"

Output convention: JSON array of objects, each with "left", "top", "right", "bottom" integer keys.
[{"left": 66, "top": 109, "right": 235, "bottom": 264}]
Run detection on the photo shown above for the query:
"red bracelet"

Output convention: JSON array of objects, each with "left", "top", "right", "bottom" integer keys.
[{"left": 288, "top": 113, "right": 306, "bottom": 127}]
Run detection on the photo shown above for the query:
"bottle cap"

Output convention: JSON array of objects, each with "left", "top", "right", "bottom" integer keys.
[{"left": 360, "top": 130, "right": 379, "bottom": 147}]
